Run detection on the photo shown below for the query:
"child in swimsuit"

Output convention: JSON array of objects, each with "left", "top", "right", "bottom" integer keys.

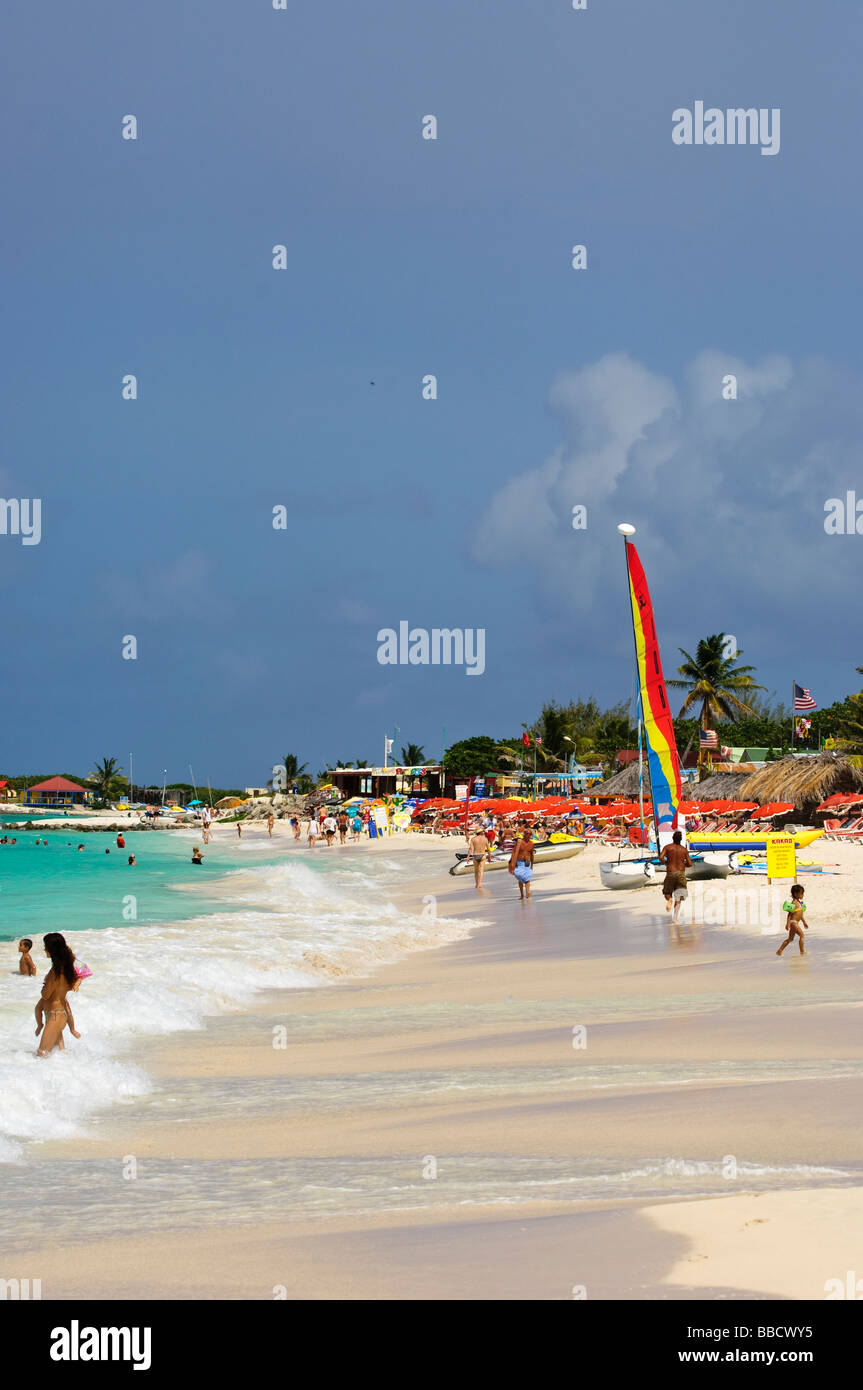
[
  {"left": 777, "top": 884, "right": 809, "bottom": 956},
  {"left": 18, "top": 938, "right": 36, "bottom": 976}
]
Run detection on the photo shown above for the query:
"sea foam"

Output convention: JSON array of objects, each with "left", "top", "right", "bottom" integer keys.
[{"left": 0, "top": 854, "right": 478, "bottom": 1160}]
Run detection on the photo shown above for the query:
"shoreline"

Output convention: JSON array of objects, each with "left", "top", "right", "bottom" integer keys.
[{"left": 8, "top": 829, "right": 863, "bottom": 1299}]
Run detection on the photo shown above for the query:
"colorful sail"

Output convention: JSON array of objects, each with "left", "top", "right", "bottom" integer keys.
[{"left": 625, "top": 541, "right": 682, "bottom": 834}]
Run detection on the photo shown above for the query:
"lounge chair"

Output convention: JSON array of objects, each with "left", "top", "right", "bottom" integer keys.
[{"left": 832, "top": 817, "right": 863, "bottom": 841}]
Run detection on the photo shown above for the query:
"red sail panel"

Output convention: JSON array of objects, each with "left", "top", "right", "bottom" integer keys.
[{"left": 625, "top": 542, "right": 683, "bottom": 831}]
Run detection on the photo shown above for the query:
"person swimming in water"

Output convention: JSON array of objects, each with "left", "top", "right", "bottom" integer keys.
[{"left": 777, "top": 884, "right": 809, "bottom": 956}]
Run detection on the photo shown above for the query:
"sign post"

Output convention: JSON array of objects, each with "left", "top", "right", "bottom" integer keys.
[{"left": 766, "top": 835, "right": 796, "bottom": 885}]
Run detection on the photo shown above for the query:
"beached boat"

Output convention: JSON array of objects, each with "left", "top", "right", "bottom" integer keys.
[
  {"left": 449, "top": 841, "right": 583, "bottom": 876},
  {"left": 600, "top": 850, "right": 735, "bottom": 891},
  {"left": 688, "top": 830, "right": 823, "bottom": 852},
  {"left": 599, "top": 527, "right": 730, "bottom": 890}
]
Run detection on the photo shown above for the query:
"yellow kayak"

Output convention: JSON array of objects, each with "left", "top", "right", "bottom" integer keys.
[{"left": 689, "top": 830, "right": 824, "bottom": 852}]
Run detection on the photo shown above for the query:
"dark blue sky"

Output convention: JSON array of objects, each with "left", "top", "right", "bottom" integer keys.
[{"left": 2, "top": 1, "right": 861, "bottom": 786}]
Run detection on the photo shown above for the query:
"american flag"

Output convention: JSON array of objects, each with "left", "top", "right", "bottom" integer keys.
[
  {"left": 793, "top": 683, "right": 817, "bottom": 712},
  {"left": 699, "top": 729, "right": 718, "bottom": 748}
]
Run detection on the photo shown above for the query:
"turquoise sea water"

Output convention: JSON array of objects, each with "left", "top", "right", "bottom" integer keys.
[
  {"left": 0, "top": 834, "right": 476, "bottom": 1162},
  {"left": 0, "top": 829, "right": 268, "bottom": 940}
]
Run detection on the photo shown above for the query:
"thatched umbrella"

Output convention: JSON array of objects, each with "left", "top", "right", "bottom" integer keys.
[
  {"left": 591, "top": 763, "right": 640, "bottom": 798},
  {"left": 215, "top": 795, "right": 243, "bottom": 809},
  {"left": 740, "top": 753, "right": 863, "bottom": 817},
  {"left": 686, "top": 772, "right": 750, "bottom": 802}
]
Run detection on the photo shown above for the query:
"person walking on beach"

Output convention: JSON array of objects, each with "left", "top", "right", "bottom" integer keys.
[
  {"left": 777, "top": 885, "right": 809, "bottom": 956},
  {"left": 466, "top": 825, "right": 491, "bottom": 890},
  {"left": 323, "top": 813, "right": 337, "bottom": 848},
  {"left": 307, "top": 816, "right": 319, "bottom": 849},
  {"left": 237, "top": 822, "right": 242, "bottom": 840},
  {"left": 34, "top": 933, "right": 81, "bottom": 1056},
  {"left": 267, "top": 812, "right": 275, "bottom": 839},
  {"left": 337, "top": 810, "right": 348, "bottom": 845},
  {"left": 659, "top": 830, "right": 692, "bottom": 923},
  {"left": 509, "top": 824, "right": 535, "bottom": 900}
]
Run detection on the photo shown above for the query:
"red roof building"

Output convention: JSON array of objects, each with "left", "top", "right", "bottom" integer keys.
[{"left": 24, "top": 777, "right": 93, "bottom": 807}]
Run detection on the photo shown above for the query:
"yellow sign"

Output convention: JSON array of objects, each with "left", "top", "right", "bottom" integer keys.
[{"left": 766, "top": 836, "right": 797, "bottom": 881}]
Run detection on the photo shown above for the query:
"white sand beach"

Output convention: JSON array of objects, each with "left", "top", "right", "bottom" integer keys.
[{"left": 6, "top": 823, "right": 863, "bottom": 1300}]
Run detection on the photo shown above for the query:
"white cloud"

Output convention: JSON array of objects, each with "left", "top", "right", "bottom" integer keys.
[{"left": 471, "top": 349, "right": 861, "bottom": 641}]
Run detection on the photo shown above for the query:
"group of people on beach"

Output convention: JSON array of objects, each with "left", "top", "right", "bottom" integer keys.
[
  {"left": 465, "top": 820, "right": 537, "bottom": 897},
  {"left": 658, "top": 831, "right": 810, "bottom": 952},
  {"left": 304, "top": 807, "right": 365, "bottom": 847}
]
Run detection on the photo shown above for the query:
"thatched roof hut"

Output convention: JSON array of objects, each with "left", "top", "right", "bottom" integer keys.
[
  {"left": 740, "top": 753, "right": 863, "bottom": 815},
  {"left": 685, "top": 772, "right": 750, "bottom": 802},
  {"left": 592, "top": 763, "right": 640, "bottom": 797}
]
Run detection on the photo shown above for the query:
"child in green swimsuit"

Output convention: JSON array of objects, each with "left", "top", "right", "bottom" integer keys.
[{"left": 777, "top": 884, "right": 808, "bottom": 956}]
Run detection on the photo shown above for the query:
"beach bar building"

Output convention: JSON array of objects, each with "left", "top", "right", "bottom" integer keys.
[
  {"left": 325, "top": 765, "right": 444, "bottom": 799},
  {"left": 23, "top": 776, "right": 94, "bottom": 809}
]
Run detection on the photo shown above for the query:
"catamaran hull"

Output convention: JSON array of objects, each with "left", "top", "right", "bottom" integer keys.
[
  {"left": 600, "top": 852, "right": 734, "bottom": 891},
  {"left": 449, "top": 843, "right": 583, "bottom": 876},
  {"left": 689, "top": 831, "right": 823, "bottom": 852}
]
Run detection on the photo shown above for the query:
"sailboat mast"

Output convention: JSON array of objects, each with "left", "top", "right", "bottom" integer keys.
[
  {"left": 619, "top": 524, "right": 646, "bottom": 830},
  {"left": 637, "top": 703, "right": 645, "bottom": 839}
]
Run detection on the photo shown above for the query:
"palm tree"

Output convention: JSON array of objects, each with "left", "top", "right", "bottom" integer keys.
[
  {"left": 280, "top": 754, "right": 307, "bottom": 789},
  {"left": 836, "top": 667, "right": 863, "bottom": 750},
  {"left": 92, "top": 756, "right": 125, "bottom": 806},
  {"left": 668, "top": 635, "right": 764, "bottom": 768},
  {"left": 399, "top": 744, "right": 425, "bottom": 765}
]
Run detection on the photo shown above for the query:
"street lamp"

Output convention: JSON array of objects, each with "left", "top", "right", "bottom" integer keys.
[{"left": 563, "top": 735, "right": 574, "bottom": 779}]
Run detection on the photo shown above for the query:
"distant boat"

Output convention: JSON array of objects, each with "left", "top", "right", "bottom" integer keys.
[
  {"left": 449, "top": 841, "right": 583, "bottom": 876},
  {"left": 689, "top": 830, "right": 824, "bottom": 852},
  {"left": 600, "top": 850, "right": 735, "bottom": 891},
  {"left": 600, "top": 526, "right": 728, "bottom": 891}
]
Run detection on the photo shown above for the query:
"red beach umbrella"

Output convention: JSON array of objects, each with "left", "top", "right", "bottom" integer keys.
[
  {"left": 749, "top": 802, "right": 795, "bottom": 820},
  {"left": 815, "top": 792, "right": 863, "bottom": 813}
]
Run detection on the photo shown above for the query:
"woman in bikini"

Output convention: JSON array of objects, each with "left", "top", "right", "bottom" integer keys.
[{"left": 35, "top": 932, "right": 81, "bottom": 1057}]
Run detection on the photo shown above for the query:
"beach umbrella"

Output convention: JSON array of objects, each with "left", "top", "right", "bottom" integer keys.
[
  {"left": 411, "top": 798, "right": 460, "bottom": 817},
  {"left": 750, "top": 802, "right": 795, "bottom": 820},
  {"left": 815, "top": 792, "right": 863, "bottom": 813},
  {"left": 215, "top": 795, "right": 243, "bottom": 808}
]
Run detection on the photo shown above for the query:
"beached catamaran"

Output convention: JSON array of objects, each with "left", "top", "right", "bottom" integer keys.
[{"left": 600, "top": 526, "right": 732, "bottom": 890}]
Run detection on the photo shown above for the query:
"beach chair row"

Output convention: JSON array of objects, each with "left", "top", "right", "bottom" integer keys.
[{"left": 821, "top": 817, "right": 863, "bottom": 841}]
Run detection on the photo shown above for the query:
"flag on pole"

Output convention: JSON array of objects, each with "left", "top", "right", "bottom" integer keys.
[
  {"left": 699, "top": 729, "right": 719, "bottom": 748},
  {"left": 793, "top": 684, "right": 817, "bottom": 711},
  {"left": 522, "top": 732, "right": 530, "bottom": 747},
  {"left": 720, "top": 745, "right": 732, "bottom": 758},
  {"left": 385, "top": 737, "right": 393, "bottom": 754}
]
